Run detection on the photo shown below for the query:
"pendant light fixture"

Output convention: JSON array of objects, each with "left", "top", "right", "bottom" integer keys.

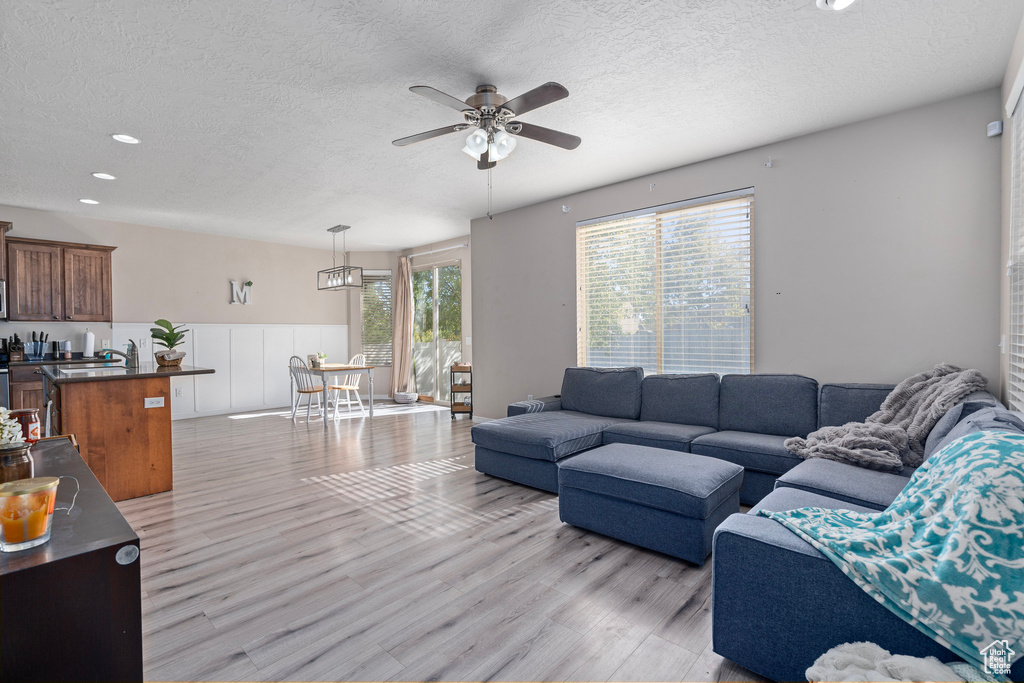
[
  {"left": 816, "top": 0, "right": 857, "bottom": 9},
  {"left": 317, "top": 225, "right": 363, "bottom": 290}
]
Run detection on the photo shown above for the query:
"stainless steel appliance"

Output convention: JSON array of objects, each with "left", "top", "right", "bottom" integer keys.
[
  {"left": 0, "top": 368, "right": 9, "bottom": 410},
  {"left": 0, "top": 280, "right": 7, "bottom": 320}
]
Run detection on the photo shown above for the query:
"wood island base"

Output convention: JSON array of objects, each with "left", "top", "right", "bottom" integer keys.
[{"left": 41, "top": 363, "right": 214, "bottom": 502}]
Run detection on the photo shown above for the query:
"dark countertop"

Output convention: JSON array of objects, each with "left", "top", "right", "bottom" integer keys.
[
  {"left": 39, "top": 363, "right": 215, "bottom": 384},
  {"left": 0, "top": 439, "right": 138, "bottom": 575},
  {"left": 9, "top": 354, "right": 119, "bottom": 367}
]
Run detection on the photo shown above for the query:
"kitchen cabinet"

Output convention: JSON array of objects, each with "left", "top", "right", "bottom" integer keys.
[
  {"left": 10, "top": 365, "right": 45, "bottom": 413},
  {"left": 7, "top": 240, "right": 62, "bottom": 321},
  {"left": 6, "top": 237, "right": 115, "bottom": 322},
  {"left": 0, "top": 221, "right": 10, "bottom": 280},
  {"left": 1, "top": 438, "right": 143, "bottom": 682},
  {"left": 64, "top": 247, "right": 112, "bottom": 321},
  {"left": 10, "top": 383, "right": 45, "bottom": 413}
]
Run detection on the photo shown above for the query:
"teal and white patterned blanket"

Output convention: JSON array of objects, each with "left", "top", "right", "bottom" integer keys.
[{"left": 760, "top": 431, "right": 1024, "bottom": 679}]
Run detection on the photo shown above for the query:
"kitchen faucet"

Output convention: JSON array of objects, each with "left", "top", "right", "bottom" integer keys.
[{"left": 99, "top": 339, "right": 140, "bottom": 369}]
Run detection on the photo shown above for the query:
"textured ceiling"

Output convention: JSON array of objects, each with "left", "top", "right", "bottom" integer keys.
[{"left": 1, "top": 0, "right": 1021, "bottom": 250}]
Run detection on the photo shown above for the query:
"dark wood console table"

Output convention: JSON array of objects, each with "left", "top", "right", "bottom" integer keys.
[{"left": 0, "top": 438, "right": 142, "bottom": 681}]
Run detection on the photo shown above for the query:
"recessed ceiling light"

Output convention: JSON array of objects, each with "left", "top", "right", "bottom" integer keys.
[
  {"left": 79, "top": 198, "right": 99, "bottom": 205},
  {"left": 816, "top": 0, "right": 856, "bottom": 8},
  {"left": 92, "top": 172, "right": 116, "bottom": 180},
  {"left": 111, "top": 134, "right": 140, "bottom": 144}
]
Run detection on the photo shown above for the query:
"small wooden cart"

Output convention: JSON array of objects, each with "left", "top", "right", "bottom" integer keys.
[{"left": 451, "top": 364, "right": 472, "bottom": 420}]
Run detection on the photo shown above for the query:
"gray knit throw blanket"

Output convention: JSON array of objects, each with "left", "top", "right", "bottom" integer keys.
[{"left": 785, "top": 363, "right": 988, "bottom": 473}]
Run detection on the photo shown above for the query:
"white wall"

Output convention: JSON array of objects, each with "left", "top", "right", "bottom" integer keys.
[
  {"left": 113, "top": 323, "right": 347, "bottom": 419},
  {"left": 1, "top": 205, "right": 408, "bottom": 406},
  {"left": 472, "top": 89, "right": 1003, "bottom": 419},
  {"left": 1, "top": 205, "right": 350, "bottom": 350}
]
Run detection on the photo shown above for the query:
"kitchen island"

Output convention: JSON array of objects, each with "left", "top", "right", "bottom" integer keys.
[{"left": 40, "top": 363, "right": 214, "bottom": 501}]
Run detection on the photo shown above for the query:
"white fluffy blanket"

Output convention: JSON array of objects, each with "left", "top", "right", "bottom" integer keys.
[{"left": 806, "top": 642, "right": 963, "bottom": 682}]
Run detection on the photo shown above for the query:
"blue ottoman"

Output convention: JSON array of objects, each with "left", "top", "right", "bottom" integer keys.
[{"left": 558, "top": 444, "right": 744, "bottom": 565}]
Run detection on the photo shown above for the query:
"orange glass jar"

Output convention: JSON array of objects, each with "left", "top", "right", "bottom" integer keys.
[
  {"left": 9, "top": 409, "right": 41, "bottom": 445},
  {"left": 0, "top": 477, "right": 59, "bottom": 551}
]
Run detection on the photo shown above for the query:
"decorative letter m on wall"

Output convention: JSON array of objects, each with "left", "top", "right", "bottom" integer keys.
[{"left": 230, "top": 280, "right": 252, "bottom": 305}]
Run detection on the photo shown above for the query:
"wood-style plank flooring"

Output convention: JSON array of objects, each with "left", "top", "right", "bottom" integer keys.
[{"left": 117, "top": 405, "right": 768, "bottom": 682}]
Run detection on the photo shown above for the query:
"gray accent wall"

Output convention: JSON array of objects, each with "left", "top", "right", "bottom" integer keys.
[{"left": 472, "top": 89, "right": 1002, "bottom": 419}]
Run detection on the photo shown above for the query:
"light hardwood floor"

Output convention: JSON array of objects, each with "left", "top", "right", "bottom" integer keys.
[{"left": 116, "top": 406, "right": 768, "bottom": 682}]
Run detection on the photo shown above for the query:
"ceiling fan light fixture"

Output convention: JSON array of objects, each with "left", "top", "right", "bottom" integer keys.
[
  {"left": 816, "top": 0, "right": 856, "bottom": 9},
  {"left": 464, "top": 129, "right": 489, "bottom": 157},
  {"left": 461, "top": 144, "right": 481, "bottom": 161},
  {"left": 489, "top": 130, "right": 517, "bottom": 161}
]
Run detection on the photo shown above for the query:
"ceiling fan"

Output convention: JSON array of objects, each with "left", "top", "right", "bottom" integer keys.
[{"left": 392, "top": 82, "right": 582, "bottom": 169}]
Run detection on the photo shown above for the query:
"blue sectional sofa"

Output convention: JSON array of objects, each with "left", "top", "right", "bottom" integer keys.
[
  {"left": 471, "top": 367, "right": 900, "bottom": 505},
  {"left": 473, "top": 367, "right": 1018, "bottom": 680},
  {"left": 712, "top": 404, "right": 1023, "bottom": 682}
]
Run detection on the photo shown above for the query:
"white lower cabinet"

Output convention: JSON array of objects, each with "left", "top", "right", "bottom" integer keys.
[{"left": 112, "top": 323, "right": 348, "bottom": 419}]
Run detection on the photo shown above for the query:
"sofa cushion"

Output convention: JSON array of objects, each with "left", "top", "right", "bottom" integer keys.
[
  {"left": 507, "top": 395, "right": 562, "bottom": 417},
  {"left": 602, "top": 421, "right": 717, "bottom": 452},
  {"left": 817, "top": 383, "right": 894, "bottom": 429},
  {"left": 750, "top": 485, "right": 877, "bottom": 515},
  {"left": 719, "top": 374, "right": 818, "bottom": 437},
  {"left": 774, "top": 459, "right": 912, "bottom": 511},
  {"left": 560, "top": 367, "right": 644, "bottom": 419},
  {"left": 691, "top": 430, "right": 802, "bottom": 475},
  {"left": 558, "top": 443, "right": 744, "bottom": 519},
  {"left": 930, "top": 406, "right": 1024, "bottom": 456},
  {"left": 640, "top": 374, "right": 720, "bottom": 428},
  {"left": 470, "top": 411, "right": 630, "bottom": 462},
  {"left": 922, "top": 390, "right": 1000, "bottom": 459}
]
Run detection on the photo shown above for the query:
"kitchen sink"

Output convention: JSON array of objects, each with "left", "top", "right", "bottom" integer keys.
[{"left": 59, "top": 366, "right": 128, "bottom": 375}]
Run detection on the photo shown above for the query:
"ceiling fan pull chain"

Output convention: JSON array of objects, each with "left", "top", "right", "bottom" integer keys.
[{"left": 487, "top": 167, "right": 493, "bottom": 220}]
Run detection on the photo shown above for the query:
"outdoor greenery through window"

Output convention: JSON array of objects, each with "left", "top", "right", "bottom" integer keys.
[
  {"left": 361, "top": 273, "right": 393, "bottom": 366},
  {"left": 576, "top": 188, "right": 753, "bottom": 375},
  {"left": 413, "top": 266, "right": 462, "bottom": 343}
]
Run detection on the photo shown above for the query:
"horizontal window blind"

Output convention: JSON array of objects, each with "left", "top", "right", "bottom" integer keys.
[
  {"left": 577, "top": 189, "right": 753, "bottom": 375},
  {"left": 361, "top": 274, "right": 393, "bottom": 367},
  {"left": 1010, "top": 91, "right": 1024, "bottom": 410}
]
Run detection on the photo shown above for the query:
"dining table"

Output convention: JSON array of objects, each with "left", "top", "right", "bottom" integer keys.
[{"left": 309, "top": 363, "right": 376, "bottom": 429}]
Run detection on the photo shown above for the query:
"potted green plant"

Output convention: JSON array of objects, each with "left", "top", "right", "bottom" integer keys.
[{"left": 151, "top": 319, "right": 189, "bottom": 367}]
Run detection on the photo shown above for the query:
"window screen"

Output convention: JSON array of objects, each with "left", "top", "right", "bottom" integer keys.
[
  {"left": 576, "top": 189, "right": 753, "bottom": 375},
  {"left": 361, "top": 273, "right": 393, "bottom": 366}
]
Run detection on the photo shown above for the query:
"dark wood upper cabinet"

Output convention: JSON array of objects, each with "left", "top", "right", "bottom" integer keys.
[
  {"left": 64, "top": 247, "right": 112, "bottom": 321},
  {"left": 0, "top": 221, "right": 10, "bottom": 280},
  {"left": 6, "top": 236, "right": 116, "bottom": 322},
  {"left": 8, "top": 240, "right": 63, "bottom": 321}
]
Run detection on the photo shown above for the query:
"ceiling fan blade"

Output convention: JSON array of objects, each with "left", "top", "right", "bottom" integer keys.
[
  {"left": 477, "top": 148, "right": 496, "bottom": 170},
  {"left": 500, "top": 82, "right": 569, "bottom": 117},
  {"left": 409, "top": 85, "right": 475, "bottom": 113},
  {"left": 392, "top": 124, "right": 468, "bottom": 147},
  {"left": 506, "top": 122, "right": 581, "bottom": 150}
]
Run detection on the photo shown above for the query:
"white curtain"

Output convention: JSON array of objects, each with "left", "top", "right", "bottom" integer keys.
[{"left": 390, "top": 255, "right": 414, "bottom": 396}]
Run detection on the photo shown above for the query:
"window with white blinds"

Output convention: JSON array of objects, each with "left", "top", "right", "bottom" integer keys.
[
  {"left": 576, "top": 188, "right": 753, "bottom": 375},
  {"left": 1009, "top": 92, "right": 1024, "bottom": 410},
  {"left": 361, "top": 273, "right": 393, "bottom": 366}
]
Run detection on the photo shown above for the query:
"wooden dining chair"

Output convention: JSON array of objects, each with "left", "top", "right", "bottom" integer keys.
[
  {"left": 330, "top": 353, "right": 366, "bottom": 418},
  {"left": 289, "top": 355, "right": 325, "bottom": 421}
]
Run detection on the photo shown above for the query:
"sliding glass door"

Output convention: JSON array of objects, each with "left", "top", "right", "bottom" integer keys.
[{"left": 413, "top": 263, "right": 462, "bottom": 403}]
